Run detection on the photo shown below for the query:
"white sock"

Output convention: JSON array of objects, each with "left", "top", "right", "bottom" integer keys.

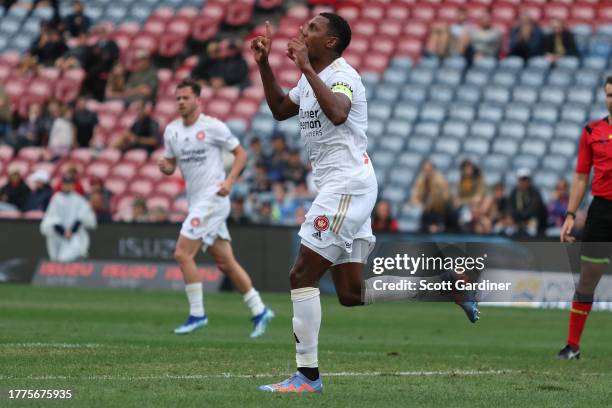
[
  {"left": 363, "top": 276, "right": 420, "bottom": 304},
  {"left": 185, "top": 282, "right": 205, "bottom": 317},
  {"left": 243, "top": 287, "right": 265, "bottom": 316},
  {"left": 291, "top": 287, "right": 320, "bottom": 368}
]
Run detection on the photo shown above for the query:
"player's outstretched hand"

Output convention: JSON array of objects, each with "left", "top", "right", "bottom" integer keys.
[
  {"left": 251, "top": 21, "right": 272, "bottom": 65},
  {"left": 287, "top": 27, "right": 310, "bottom": 71},
  {"left": 217, "top": 180, "right": 233, "bottom": 197},
  {"left": 560, "top": 216, "right": 575, "bottom": 242}
]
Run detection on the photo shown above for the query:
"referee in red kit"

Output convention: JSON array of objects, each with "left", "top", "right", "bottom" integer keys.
[{"left": 557, "top": 76, "right": 612, "bottom": 360}]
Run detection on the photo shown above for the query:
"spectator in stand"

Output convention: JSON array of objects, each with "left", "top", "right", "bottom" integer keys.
[
  {"left": 72, "top": 97, "right": 98, "bottom": 148},
  {"left": 410, "top": 160, "right": 453, "bottom": 233},
  {"left": 63, "top": 0, "right": 91, "bottom": 38},
  {"left": 117, "top": 50, "right": 158, "bottom": 103},
  {"left": 40, "top": 174, "right": 97, "bottom": 262},
  {"left": 461, "top": 12, "right": 502, "bottom": 60},
  {"left": 88, "top": 176, "right": 112, "bottom": 209},
  {"left": 0, "top": 167, "right": 31, "bottom": 211},
  {"left": 244, "top": 137, "right": 268, "bottom": 181},
  {"left": 541, "top": 18, "right": 579, "bottom": 64},
  {"left": 149, "top": 206, "right": 169, "bottom": 223},
  {"left": 454, "top": 159, "right": 485, "bottom": 208},
  {"left": 251, "top": 162, "right": 271, "bottom": 193},
  {"left": 48, "top": 103, "right": 76, "bottom": 159},
  {"left": 105, "top": 63, "right": 126, "bottom": 100},
  {"left": 89, "top": 190, "right": 112, "bottom": 222},
  {"left": 24, "top": 170, "right": 53, "bottom": 211},
  {"left": 191, "top": 41, "right": 223, "bottom": 88},
  {"left": 424, "top": 23, "right": 456, "bottom": 59},
  {"left": 282, "top": 149, "right": 308, "bottom": 185},
  {"left": 1, "top": 0, "right": 18, "bottom": 16},
  {"left": 82, "top": 26, "right": 119, "bottom": 101},
  {"left": 28, "top": 27, "right": 68, "bottom": 67},
  {"left": 509, "top": 12, "right": 543, "bottom": 61},
  {"left": 254, "top": 200, "right": 273, "bottom": 224},
  {"left": 0, "top": 83, "right": 11, "bottom": 142},
  {"left": 131, "top": 198, "right": 149, "bottom": 223},
  {"left": 267, "top": 133, "right": 289, "bottom": 182},
  {"left": 450, "top": 7, "right": 471, "bottom": 41},
  {"left": 55, "top": 32, "right": 92, "bottom": 71},
  {"left": 112, "top": 100, "right": 161, "bottom": 153},
  {"left": 372, "top": 200, "right": 399, "bottom": 232},
  {"left": 460, "top": 194, "right": 493, "bottom": 234},
  {"left": 54, "top": 163, "right": 85, "bottom": 195},
  {"left": 11, "top": 103, "right": 45, "bottom": 149},
  {"left": 229, "top": 196, "right": 250, "bottom": 225},
  {"left": 487, "top": 182, "right": 509, "bottom": 226},
  {"left": 216, "top": 41, "right": 249, "bottom": 89},
  {"left": 507, "top": 168, "right": 548, "bottom": 236},
  {"left": 548, "top": 178, "right": 570, "bottom": 227},
  {"left": 271, "top": 183, "right": 300, "bottom": 225}
]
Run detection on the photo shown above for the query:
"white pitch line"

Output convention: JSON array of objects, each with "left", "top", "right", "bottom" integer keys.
[
  {"left": 0, "top": 370, "right": 516, "bottom": 381},
  {"left": 0, "top": 343, "right": 100, "bottom": 349}
]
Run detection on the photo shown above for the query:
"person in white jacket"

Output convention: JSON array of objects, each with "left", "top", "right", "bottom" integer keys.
[{"left": 41, "top": 175, "right": 97, "bottom": 262}]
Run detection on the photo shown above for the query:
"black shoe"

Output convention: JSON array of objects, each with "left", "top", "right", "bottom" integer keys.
[{"left": 556, "top": 345, "right": 580, "bottom": 360}]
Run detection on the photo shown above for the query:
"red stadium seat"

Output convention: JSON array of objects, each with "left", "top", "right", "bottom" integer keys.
[
  {"left": 110, "top": 163, "right": 138, "bottom": 180},
  {"left": 97, "top": 100, "right": 124, "bottom": 116},
  {"left": 0, "top": 145, "right": 14, "bottom": 162},
  {"left": 571, "top": 5, "right": 595, "bottom": 21},
  {"left": 277, "top": 67, "right": 301, "bottom": 89},
  {"left": 348, "top": 35, "right": 369, "bottom": 54},
  {"left": 192, "top": 16, "right": 221, "bottom": 42},
  {"left": 70, "top": 148, "right": 93, "bottom": 164},
  {"left": 361, "top": 52, "right": 389, "bottom": 74},
  {"left": 378, "top": 21, "right": 402, "bottom": 38},
  {"left": 104, "top": 177, "right": 128, "bottom": 196},
  {"left": 232, "top": 99, "right": 259, "bottom": 119},
  {"left": 150, "top": 7, "right": 175, "bottom": 23},
  {"left": 342, "top": 51, "right": 362, "bottom": 69},
  {"left": 385, "top": 3, "right": 410, "bottom": 21},
  {"left": 114, "top": 194, "right": 137, "bottom": 216},
  {"left": 137, "top": 163, "right": 165, "bottom": 182},
  {"left": 150, "top": 148, "right": 166, "bottom": 163},
  {"left": 64, "top": 68, "right": 85, "bottom": 83},
  {"left": 172, "top": 198, "right": 189, "bottom": 213},
  {"left": 241, "top": 86, "right": 264, "bottom": 103},
  {"left": 225, "top": 0, "right": 254, "bottom": 27},
  {"left": 0, "top": 65, "right": 10, "bottom": 82},
  {"left": 158, "top": 34, "right": 187, "bottom": 59},
  {"left": 131, "top": 33, "right": 159, "bottom": 55},
  {"left": 395, "top": 35, "right": 423, "bottom": 58},
  {"left": 178, "top": 6, "right": 199, "bottom": 19},
  {"left": 216, "top": 87, "right": 241, "bottom": 103},
  {"left": 545, "top": 4, "right": 569, "bottom": 20},
  {"left": 123, "top": 149, "right": 149, "bottom": 165},
  {"left": 6, "top": 160, "right": 30, "bottom": 176},
  {"left": 202, "top": 3, "right": 226, "bottom": 20},
  {"left": 286, "top": 5, "right": 309, "bottom": 20},
  {"left": 337, "top": 4, "right": 360, "bottom": 22},
  {"left": 412, "top": 5, "right": 436, "bottom": 21},
  {"left": 117, "top": 21, "right": 141, "bottom": 37},
  {"left": 597, "top": 4, "right": 612, "bottom": 21},
  {"left": 143, "top": 19, "right": 166, "bottom": 36},
  {"left": 18, "top": 146, "right": 47, "bottom": 162},
  {"left": 156, "top": 180, "right": 183, "bottom": 197},
  {"left": 361, "top": 3, "right": 385, "bottom": 20},
  {"left": 0, "top": 51, "right": 20, "bottom": 68},
  {"left": 31, "top": 162, "right": 56, "bottom": 177},
  {"left": 371, "top": 37, "right": 396, "bottom": 56},
  {"left": 128, "top": 179, "right": 154, "bottom": 196},
  {"left": 86, "top": 162, "right": 111, "bottom": 179},
  {"left": 54, "top": 78, "right": 81, "bottom": 103},
  {"left": 438, "top": 5, "right": 460, "bottom": 21},
  {"left": 97, "top": 149, "right": 122, "bottom": 164},
  {"left": 491, "top": 4, "right": 516, "bottom": 22},
  {"left": 38, "top": 67, "right": 61, "bottom": 82},
  {"left": 206, "top": 98, "right": 232, "bottom": 120},
  {"left": 146, "top": 195, "right": 172, "bottom": 210},
  {"left": 353, "top": 19, "right": 377, "bottom": 37},
  {"left": 155, "top": 99, "right": 177, "bottom": 117},
  {"left": 258, "top": 0, "right": 283, "bottom": 10},
  {"left": 167, "top": 17, "right": 193, "bottom": 37},
  {"left": 97, "top": 113, "right": 118, "bottom": 132}
]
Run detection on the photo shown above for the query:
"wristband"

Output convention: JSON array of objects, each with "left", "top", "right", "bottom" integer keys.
[{"left": 565, "top": 211, "right": 576, "bottom": 219}]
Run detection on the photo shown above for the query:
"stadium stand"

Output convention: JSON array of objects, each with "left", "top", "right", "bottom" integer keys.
[{"left": 0, "top": 0, "right": 611, "bottom": 236}]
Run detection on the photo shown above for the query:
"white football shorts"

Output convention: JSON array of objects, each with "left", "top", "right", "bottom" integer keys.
[
  {"left": 299, "top": 189, "right": 377, "bottom": 265},
  {"left": 180, "top": 195, "right": 231, "bottom": 249}
]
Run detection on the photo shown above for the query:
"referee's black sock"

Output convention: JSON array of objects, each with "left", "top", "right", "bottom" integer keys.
[{"left": 298, "top": 367, "right": 319, "bottom": 381}]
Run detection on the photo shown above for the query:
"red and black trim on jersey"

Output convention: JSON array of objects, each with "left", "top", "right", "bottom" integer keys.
[{"left": 576, "top": 116, "right": 612, "bottom": 200}]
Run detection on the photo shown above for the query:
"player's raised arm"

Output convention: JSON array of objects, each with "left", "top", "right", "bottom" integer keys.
[{"left": 251, "top": 21, "right": 299, "bottom": 121}]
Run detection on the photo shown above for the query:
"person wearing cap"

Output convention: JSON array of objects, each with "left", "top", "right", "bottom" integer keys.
[
  {"left": 506, "top": 168, "right": 547, "bottom": 236},
  {"left": 0, "top": 167, "right": 31, "bottom": 211},
  {"left": 40, "top": 174, "right": 97, "bottom": 262},
  {"left": 24, "top": 170, "right": 53, "bottom": 211}
]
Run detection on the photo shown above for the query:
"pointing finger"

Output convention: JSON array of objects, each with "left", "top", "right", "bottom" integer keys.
[{"left": 265, "top": 21, "right": 271, "bottom": 40}]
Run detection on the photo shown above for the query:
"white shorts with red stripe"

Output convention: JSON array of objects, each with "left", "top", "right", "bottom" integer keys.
[
  {"left": 180, "top": 195, "right": 231, "bottom": 249},
  {"left": 298, "top": 189, "right": 377, "bottom": 265}
]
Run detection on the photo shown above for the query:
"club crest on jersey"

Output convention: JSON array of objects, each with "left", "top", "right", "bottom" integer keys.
[
  {"left": 314, "top": 215, "right": 329, "bottom": 232},
  {"left": 190, "top": 217, "right": 201, "bottom": 228},
  {"left": 196, "top": 131, "right": 206, "bottom": 141}
]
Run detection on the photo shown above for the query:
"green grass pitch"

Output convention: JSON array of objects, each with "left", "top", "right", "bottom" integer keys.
[{"left": 1, "top": 285, "right": 611, "bottom": 407}]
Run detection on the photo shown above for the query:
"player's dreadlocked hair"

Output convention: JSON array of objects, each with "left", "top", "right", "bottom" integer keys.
[{"left": 320, "top": 12, "right": 351, "bottom": 56}]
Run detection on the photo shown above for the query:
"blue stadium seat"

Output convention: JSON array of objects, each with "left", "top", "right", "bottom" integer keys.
[
  {"left": 434, "top": 138, "right": 461, "bottom": 156},
  {"left": 388, "top": 167, "right": 415, "bottom": 187},
  {"left": 429, "top": 153, "right": 453, "bottom": 172},
  {"left": 512, "top": 154, "right": 539, "bottom": 171},
  {"left": 587, "top": 35, "right": 611, "bottom": 58},
  {"left": 547, "top": 69, "right": 574, "bottom": 87},
  {"left": 105, "top": 6, "right": 128, "bottom": 23},
  {"left": 369, "top": 103, "right": 393, "bottom": 121},
  {"left": 589, "top": 107, "right": 609, "bottom": 120},
  {"left": 448, "top": 104, "right": 476, "bottom": 122},
  {"left": 491, "top": 70, "right": 517, "bottom": 87},
  {"left": 379, "top": 135, "right": 405, "bottom": 152},
  {"left": 446, "top": 168, "right": 460, "bottom": 185},
  {"left": 416, "top": 57, "right": 440, "bottom": 70},
  {"left": 492, "top": 139, "right": 519, "bottom": 156},
  {"left": 539, "top": 86, "right": 565, "bottom": 105},
  {"left": 408, "top": 136, "right": 433, "bottom": 154},
  {"left": 397, "top": 152, "right": 423, "bottom": 169},
  {"left": 463, "top": 138, "right": 490, "bottom": 156},
  {"left": 250, "top": 116, "right": 276, "bottom": 137},
  {"left": 390, "top": 57, "right": 413, "bottom": 70},
  {"left": 582, "top": 56, "right": 607, "bottom": 71},
  {"left": 414, "top": 122, "right": 440, "bottom": 138},
  {"left": 129, "top": 5, "right": 152, "bottom": 22},
  {"left": 409, "top": 68, "right": 435, "bottom": 85},
  {"left": 532, "top": 104, "right": 559, "bottom": 123},
  {"left": 554, "top": 121, "right": 583, "bottom": 141},
  {"left": 226, "top": 119, "right": 248, "bottom": 137},
  {"left": 277, "top": 117, "right": 299, "bottom": 139},
  {"left": 382, "top": 186, "right": 408, "bottom": 205},
  {"left": 482, "top": 154, "right": 510, "bottom": 172},
  {"left": 483, "top": 86, "right": 510, "bottom": 104},
  {"left": 442, "top": 56, "right": 467, "bottom": 71},
  {"left": 386, "top": 119, "right": 413, "bottom": 137},
  {"left": 477, "top": 104, "right": 504, "bottom": 122},
  {"left": 368, "top": 120, "right": 385, "bottom": 139},
  {"left": 512, "top": 85, "right": 538, "bottom": 105},
  {"left": 575, "top": 68, "right": 602, "bottom": 88},
  {"left": 362, "top": 72, "right": 380, "bottom": 89},
  {"left": 549, "top": 140, "right": 576, "bottom": 157},
  {"left": 498, "top": 56, "right": 524, "bottom": 72},
  {"left": 399, "top": 84, "right": 427, "bottom": 103},
  {"left": 520, "top": 69, "right": 546, "bottom": 87},
  {"left": 527, "top": 122, "right": 554, "bottom": 141},
  {"left": 428, "top": 84, "right": 454, "bottom": 103},
  {"left": 456, "top": 85, "right": 481, "bottom": 103},
  {"left": 374, "top": 84, "right": 401, "bottom": 102},
  {"left": 541, "top": 155, "right": 569, "bottom": 173},
  {"left": 566, "top": 86, "right": 594, "bottom": 105},
  {"left": 442, "top": 121, "right": 468, "bottom": 139},
  {"left": 419, "top": 103, "right": 446, "bottom": 122},
  {"left": 470, "top": 120, "right": 497, "bottom": 140},
  {"left": 556, "top": 57, "right": 580, "bottom": 71},
  {"left": 534, "top": 171, "right": 559, "bottom": 191},
  {"left": 33, "top": 7, "right": 54, "bottom": 20},
  {"left": 393, "top": 103, "right": 419, "bottom": 121},
  {"left": 376, "top": 169, "right": 388, "bottom": 187},
  {"left": 436, "top": 67, "right": 462, "bottom": 87},
  {"left": 560, "top": 104, "right": 588, "bottom": 124},
  {"left": 371, "top": 150, "right": 395, "bottom": 170},
  {"left": 464, "top": 68, "right": 490, "bottom": 87},
  {"left": 498, "top": 121, "right": 526, "bottom": 140},
  {"left": 484, "top": 171, "right": 502, "bottom": 186},
  {"left": 505, "top": 103, "right": 531, "bottom": 122},
  {"left": 520, "top": 140, "right": 547, "bottom": 156},
  {"left": 526, "top": 56, "right": 550, "bottom": 70},
  {"left": 472, "top": 56, "right": 497, "bottom": 71},
  {"left": 382, "top": 68, "right": 409, "bottom": 86}
]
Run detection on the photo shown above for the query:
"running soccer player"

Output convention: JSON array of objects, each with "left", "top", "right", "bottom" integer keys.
[
  {"left": 251, "top": 14, "right": 479, "bottom": 393},
  {"left": 557, "top": 76, "right": 612, "bottom": 360},
  {"left": 158, "top": 79, "right": 274, "bottom": 338}
]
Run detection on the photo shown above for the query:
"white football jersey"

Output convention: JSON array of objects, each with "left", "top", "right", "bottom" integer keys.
[
  {"left": 288, "top": 57, "right": 377, "bottom": 195},
  {"left": 163, "top": 114, "right": 239, "bottom": 208}
]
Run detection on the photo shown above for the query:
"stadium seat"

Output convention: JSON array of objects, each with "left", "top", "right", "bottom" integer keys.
[
  {"left": 560, "top": 104, "right": 588, "bottom": 123},
  {"left": 399, "top": 84, "right": 427, "bottom": 103},
  {"left": 456, "top": 85, "right": 482, "bottom": 104},
  {"left": 512, "top": 154, "right": 539, "bottom": 172},
  {"left": 442, "top": 121, "right": 469, "bottom": 139},
  {"left": 547, "top": 69, "right": 574, "bottom": 87},
  {"left": 512, "top": 86, "right": 538, "bottom": 105},
  {"left": 375, "top": 84, "right": 401, "bottom": 102},
  {"left": 448, "top": 104, "right": 476, "bottom": 122},
  {"left": 532, "top": 104, "right": 559, "bottom": 123},
  {"left": 491, "top": 70, "right": 517, "bottom": 88},
  {"left": 436, "top": 68, "right": 462, "bottom": 87},
  {"left": 105, "top": 178, "right": 128, "bottom": 196},
  {"left": 498, "top": 120, "right": 526, "bottom": 140},
  {"left": 483, "top": 86, "right": 511, "bottom": 105},
  {"left": 498, "top": 56, "right": 524, "bottom": 71},
  {"left": 408, "top": 136, "right": 433, "bottom": 154},
  {"left": 414, "top": 122, "right": 440, "bottom": 138},
  {"left": 566, "top": 86, "right": 594, "bottom": 105},
  {"left": 379, "top": 136, "right": 405, "bottom": 152},
  {"left": 505, "top": 103, "right": 531, "bottom": 122},
  {"left": 87, "top": 162, "right": 112, "bottom": 179},
  {"left": 17, "top": 147, "right": 47, "bottom": 162},
  {"left": 393, "top": 104, "right": 419, "bottom": 122},
  {"left": 463, "top": 138, "right": 490, "bottom": 156},
  {"left": 539, "top": 86, "right": 566, "bottom": 105},
  {"left": 520, "top": 69, "right": 546, "bottom": 87},
  {"left": 428, "top": 85, "right": 454, "bottom": 103},
  {"left": 419, "top": 103, "right": 446, "bottom": 122},
  {"left": 397, "top": 151, "right": 423, "bottom": 169},
  {"left": 123, "top": 149, "right": 149, "bottom": 165},
  {"left": 368, "top": 103, "right": 393, "bottom": 121},
  {"left": 520, "top": 140, "right": 547, "bottom": 156},
  {"left": 527, "top": 122, "right": 555, "bottom": 141},
  {"left": 549, "top": 140, "right": 576, "bottom": 157},
  {"left": 386, "top": 119, "right": 413, "bottom": 138},
  {"left": 0, "top": 145, "right": 14, "bottom": 162},
  {"left": 541, "top": 155, "right": 569, "bottom": 173},
  {"left": 470, "top": 121, "right": 497, "bottom": 140},
  {"left": 477, "top": 104, "right": 504, "bottom": 122},
  {"left": 482, "top": 154, "right": 510, "bottom": 172},
  {"left": 128, "top": 179, "right": 154, "bottom": 196},
  {"left": 409, "top": 68, "right": 435, "bottom": 86},
  {"left": 434, "top": 138, "right": 461, "bottom": 155}
]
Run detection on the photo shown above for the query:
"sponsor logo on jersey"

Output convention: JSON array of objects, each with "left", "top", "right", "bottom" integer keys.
[
  {"left": 344, "top": 241, "right": 352, "bottom": 249},
  {"left": 312, "top": 231, "right": 322, "bottom": 241},
  {"left": 299, "top": 109, "right": 321, "bottom": 130},
  {"left": 191, "top": 218, "right": 201, "bottom": 228},
  {"left": 197, "top": 131, "right": 206, "bottom": 141},
  {"left": 314, "top": 215, "right": 329, "bottom": 232}
]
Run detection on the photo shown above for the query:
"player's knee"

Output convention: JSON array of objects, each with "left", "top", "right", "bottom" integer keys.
[
  {"left": 174, "top": 248, "right": 192, "bottom": 265},
  {"left": 337, "top": 291, "right": 361, "bottom": 307},
  {"left": 289, "top": 261, "right": 310, "bottom": 289}
]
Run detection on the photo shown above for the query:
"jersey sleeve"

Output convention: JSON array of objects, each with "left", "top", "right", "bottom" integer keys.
[
  {"left": 163, "top": 125, "right": 176, "bottom": 159},
  {"left": 327, "top": 70, "right": 357, "bottom": 102},
  {"left": 209, "top": 121, "right": 240, "bottom": 151},
  {"left": 575, "top": 127, "right": 592, "bottom": 174},
  {"left": 288, "top": 78, "right": 301, "bottom": 105}
]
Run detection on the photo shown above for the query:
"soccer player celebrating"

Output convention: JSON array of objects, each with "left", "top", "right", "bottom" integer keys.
[
  {"left": 558, "top": 76, "right": 612, "bottom": 360},
  {"left": 252, "top": 14, "right": 479, "bottom": 393},
  {"left": 158, "top": 79, "right": 274, "bottom": 338}
]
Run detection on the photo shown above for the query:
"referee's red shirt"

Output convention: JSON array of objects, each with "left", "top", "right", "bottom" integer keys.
[{"left": 576, "top": 116, "right": 612, "bottom": 200}]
